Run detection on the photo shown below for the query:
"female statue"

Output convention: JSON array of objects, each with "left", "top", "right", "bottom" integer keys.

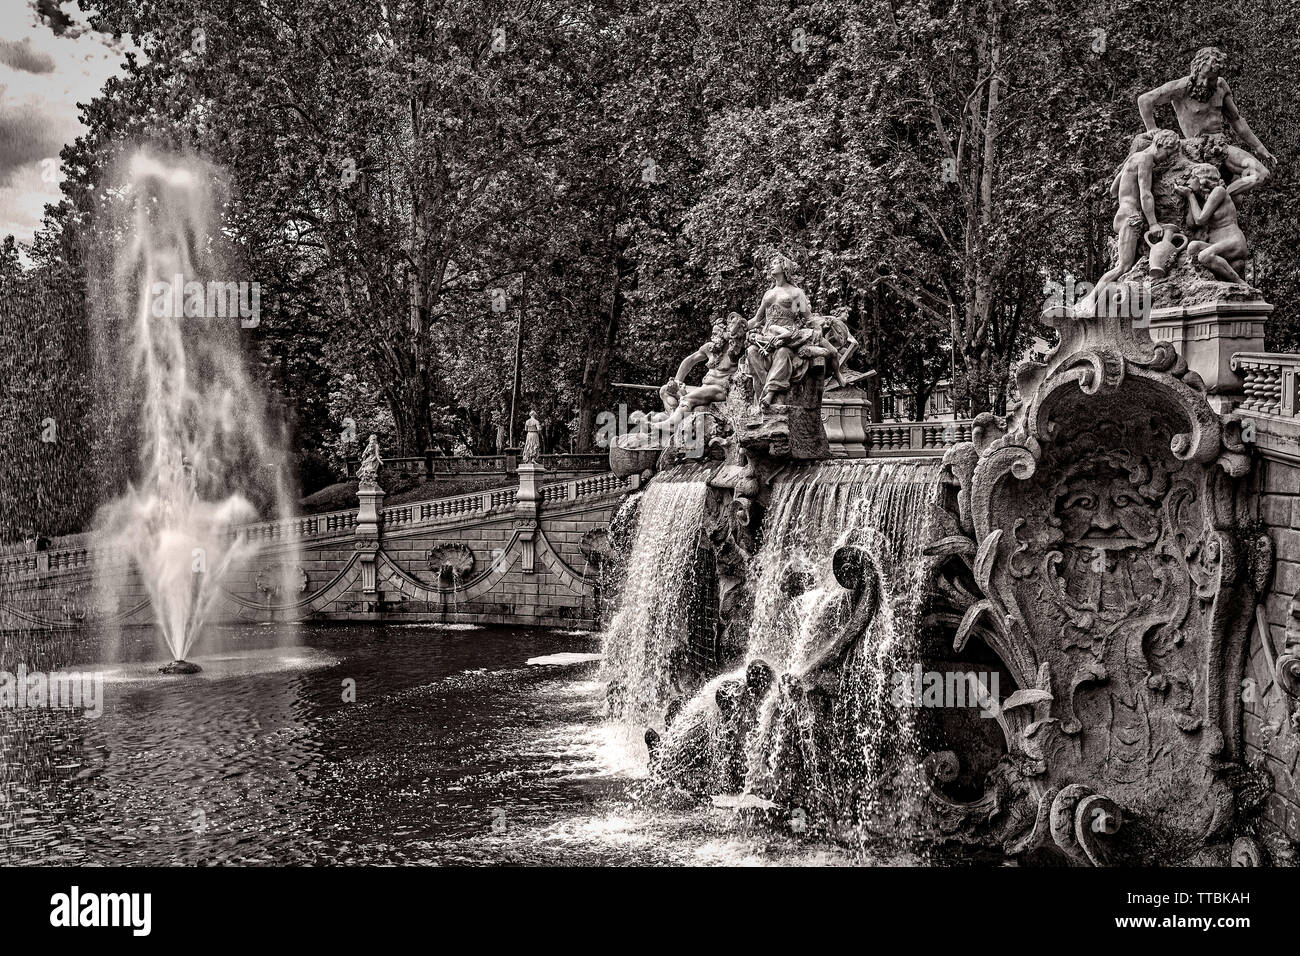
[{"left": 356, "top": 434, "right": 383, "bottom": 487}]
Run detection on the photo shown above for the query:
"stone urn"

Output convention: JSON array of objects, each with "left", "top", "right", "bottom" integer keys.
[
  {"left": 1144, "top": 224, "right": 1188, "bottom": 279},
  {"left": 609, "top": 442, "right": 659, "bottom": 477}
]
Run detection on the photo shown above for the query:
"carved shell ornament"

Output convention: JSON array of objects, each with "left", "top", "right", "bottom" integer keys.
[
  {"left": 426, "top": 542, "right": 475, "bottom": 586},
  {"left": 254, "top": 565, "right": 309, "bottom": 597}
]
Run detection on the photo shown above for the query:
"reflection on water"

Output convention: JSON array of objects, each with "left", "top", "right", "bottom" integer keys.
[{"left": 0, "top": 623, "right": 885, "bottom": 865}]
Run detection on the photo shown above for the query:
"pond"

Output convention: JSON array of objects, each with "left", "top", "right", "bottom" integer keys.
[{"left": 0, "top": 623, "right": 879, "bottom": 866}]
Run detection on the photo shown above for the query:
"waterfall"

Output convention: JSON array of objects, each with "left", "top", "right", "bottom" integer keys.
[
  {"left": 743, "top": 458, "right": 939, "bottom": 831},
  {"left": 619, "top": 455, "right": 941, "bottom": 839},
  {"left": 599, "top": 467, "right": 711, "bottom": 725},
  {"left": 748, "top": 459, "right": 939, "bottom": 673}
]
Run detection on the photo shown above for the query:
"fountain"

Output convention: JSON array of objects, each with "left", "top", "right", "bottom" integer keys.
[
  {"left": 599, "top": 250, "right": 945, "bottom": 843},
  {"left": 599, "top": 46, "right": 1292, "bottom": 858},
  {"left": 615, "top": 458, "right": 940, "bottom": 841},
  {"left": 90, "top": 152, "right": 297, "bottom": 672}
]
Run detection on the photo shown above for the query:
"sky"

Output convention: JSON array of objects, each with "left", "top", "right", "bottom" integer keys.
[{"left": 0, "top": 0, "right": 135, "bottom": 245}]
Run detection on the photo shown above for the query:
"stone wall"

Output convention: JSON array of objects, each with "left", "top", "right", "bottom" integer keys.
[{"left": 1240, "top": 411, "right": 1300, "bottom": 859}]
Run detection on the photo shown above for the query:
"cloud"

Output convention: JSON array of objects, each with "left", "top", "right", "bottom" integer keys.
[
  {"left": 0, "top": 101, "right": 72, "bottom": 186},
  {"left": 0, "top": 0, "right": 138, "bottom": 242},
  {"left": 0, "top": 161, "right": 51, "bottom": 242},
  {"left": 0, "top": 38, "right": 56, "bottom": 74}
]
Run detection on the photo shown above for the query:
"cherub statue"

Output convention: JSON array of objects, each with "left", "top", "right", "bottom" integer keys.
[
  {"left": 1138, "top": 46, "right": 1275, "bottom": 196},
  {"left": 356, "top": 433, "right": 383, "bottom": 487},
  {"left": 1176, "top": 163, "right": 1248, "bottom": 284},
  {"left": 814, "top": 312, "right": 864, "bottom": 389},
  {"left": 1080, "top": 129, "right": 1180, "bottom": 312}
]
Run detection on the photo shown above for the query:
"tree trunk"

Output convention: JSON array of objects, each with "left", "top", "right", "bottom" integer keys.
[{"left": 575, "top": 251, "right": 625, "bottom": 452}]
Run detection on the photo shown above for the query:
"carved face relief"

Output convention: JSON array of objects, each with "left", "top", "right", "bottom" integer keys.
[
  {"left": 1042, "top": 453, "right": 1170, "bottom": 629},
  {"left": 1055, "top": 461, "right": 1160, "bottom": 553}
]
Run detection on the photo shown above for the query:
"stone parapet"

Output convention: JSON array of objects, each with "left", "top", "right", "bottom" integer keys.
[{"left": 1148, "top": 300, "right": 1270, "bottom": 411}]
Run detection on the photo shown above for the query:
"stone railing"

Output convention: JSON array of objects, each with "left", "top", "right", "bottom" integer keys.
[
  {"left": 344, "top": 451, "right": 607, "bottom": 479},
  {"left": 381, "top": 473, "right": 631, "bottom": 532},
  {"left": 345, "top": 453, "right": 508, "bottom": 479},
  {"left": 1, "top": 543, "right": 126, "bottom": 579},
  {"left": 434, "top": 455, "right": 511, "bottom": 476},
  {"left": 864, "top": 419, "right": 974, "bottom": 456},
  {"left": 1230, "top": 353, "right": 1300, "bottom": 417},
  {"left": 539, "top": 453, "right": 608, "bottom": 472},
  {"left": 1, "top": 471, "right": 636, "bottom": 582},
  {"left": 238, "top": 507, "right": 358, "bottom": 542}
]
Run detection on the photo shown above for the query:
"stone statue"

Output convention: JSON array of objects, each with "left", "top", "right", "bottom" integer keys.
[
  {"left": 746, "top": 254, "right": 816, "bottom": 406},
  {"left": 356, "top": 433, "right": 382, "bottom": 488},
  {"left": 1078, "top": 45, "right": 1272, "bottom": 312},
  {"left": 651, "top": 312, "right": 748, "bottom": 438},
  {"left": 813, "top": 312, "right": 861, "bottom": 389},
  {"left": 521, "top": 411, "right": 542, "bottom": 463},
  {"left": 1082, "top": 130, "right": 1181, "bottom": 311},
  {"left": 1176, "top": 163, "right": 1248, "bottom": 284},
  {"left": 1138, "top": 46, "right": 1274, "bottom": 197},
  {"left": 737, "top": 253, "right": 836, "bottom": 460}
]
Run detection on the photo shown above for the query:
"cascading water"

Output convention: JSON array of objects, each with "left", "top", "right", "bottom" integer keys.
[
  {"left": 646, "top": 457, "right": 940, "bottom": 843},
  {"left": 748, "top": 459, "right": 938, "bottom": 674},
  {"left": 599, "top": 467, "right": 711, "bottom": 725},
  {"left": 91, "top": 151, "right": 297, "bottom": 669},
  {"left": 745, "top": 458, "right": 939, "bottom": 833}
]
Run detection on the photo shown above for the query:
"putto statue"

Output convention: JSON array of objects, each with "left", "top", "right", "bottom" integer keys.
[
  {"left": 1177, "top": 163, "right": 1248, "bottom": 284},
  {"left": 355, "top": 433, "right": 383, "bottom": 489},
  {"left": 1082, "top": 130, "right": 1180, "bottom": 311},
  {"left": 652, "top": 312, "right": 748, "bottom": 437}
]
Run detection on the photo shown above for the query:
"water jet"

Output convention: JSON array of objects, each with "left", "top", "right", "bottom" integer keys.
[{"left": 90, "top": 150, "right": 299, "bottom": 664}]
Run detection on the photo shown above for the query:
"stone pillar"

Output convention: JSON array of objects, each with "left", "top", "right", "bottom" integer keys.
[
  {"left": 1147, "top": 300, "right": 1271, "bottom": 412},
  {"left": 514, "top": 411, "right": 545, "bottom": 574},
  {"left": 355, "top": 483, "right": 385, "bottom": 610}
]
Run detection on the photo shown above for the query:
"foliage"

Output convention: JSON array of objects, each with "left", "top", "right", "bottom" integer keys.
[{"left": 3, "top": 0, "right": 1300, "bottom": 535}]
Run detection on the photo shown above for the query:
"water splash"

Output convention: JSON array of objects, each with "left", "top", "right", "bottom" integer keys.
[
  {"left": 91, "top": 151, "right": 297, "bottom": 664},
  {"left": 749, "top": 459, "right": 938, "bottom": 672},
  {"left": 620, "top": 457, "right": 941, "bottom": 843}
]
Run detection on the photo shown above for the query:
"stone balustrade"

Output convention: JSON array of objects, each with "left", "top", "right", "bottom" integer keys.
[
  {"left": 863, "top": 419, "right": 973, "bottom": 456},
  {"left": 1230, "top": 352, "right": 1300, "bottom": 417},
  {"left": 0, "top": 471, "right": 637, "bottom": 584},
  {"left": 344, "top": 450, "right": 607, "bottom": 479}
]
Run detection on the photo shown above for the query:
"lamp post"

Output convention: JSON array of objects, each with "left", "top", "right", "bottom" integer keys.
[{"left": 507, "top": 271, "right": 526, "bottom": 448}]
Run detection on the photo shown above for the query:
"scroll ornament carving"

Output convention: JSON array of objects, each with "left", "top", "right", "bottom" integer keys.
[{"left": 921, "top": 295, "right": 1256, "bottom": 865}]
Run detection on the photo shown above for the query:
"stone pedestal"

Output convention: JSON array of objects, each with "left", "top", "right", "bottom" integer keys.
[
  {"left": 821, "top": 387, "right": 870, "bottom": 458},
  {"left": 515, "top": 463, "right": 542, "bottom": 516},
  {"left": 355, "top": 484, "right": 385, "bottom": 608},
  {"left": 1147, "top": 300, "right": 1271, "bottom": 412},
  {"left": 740, "top": 366, "right": 832, "bottom": 461}
]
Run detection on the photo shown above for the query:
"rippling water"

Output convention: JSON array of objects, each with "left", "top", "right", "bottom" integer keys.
[{"left": 0, "top": 623, "right": 884, "bottom": 866}]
